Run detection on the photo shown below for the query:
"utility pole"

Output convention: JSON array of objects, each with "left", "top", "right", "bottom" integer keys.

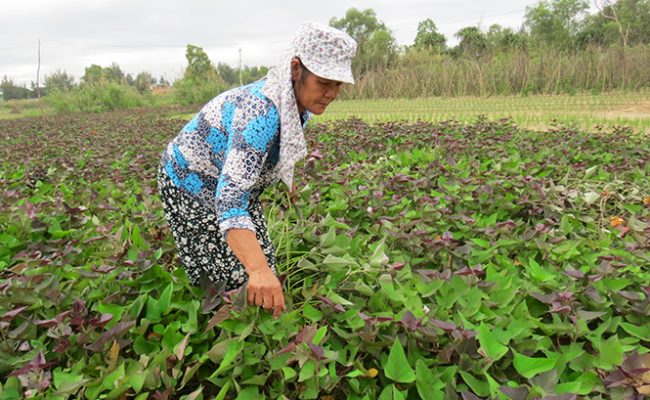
[
  {"left": 238, "top": 48, "right": 243, "bottom": 86},
  {"left": 36, "top": 39, "right": 41, "bottom": 98}
]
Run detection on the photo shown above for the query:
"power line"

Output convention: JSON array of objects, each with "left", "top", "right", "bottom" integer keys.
[
  {"left": 0, "top": 43, "right": 33, "bottom": 52},
  {"left": 39, "top": 38, "right": 287, "bottom": 49}
]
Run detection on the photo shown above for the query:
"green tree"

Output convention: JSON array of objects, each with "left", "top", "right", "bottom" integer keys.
[
  {"left": 580, "top": 0, "right": 650, "bottom": 47},
  {"left": 455, "top": 26, "right": 488, "bottom": 57},
  {"left": 134, "top": 72, "right": 154, "bottom": 93},
  {"left": 329, "top": 8, "right": 398, "bottom": 74},
  {"left": 44, "top": 70, "right": 75, "bottom": 93},
  {"left": 525, "top": 0, "right": 589, "bottom": 50},
  {"left": 0, "top": 76, "right": 31, "bottom": 100},
  {"left": 125, "top": 73, "right": 135, "bottom": 87},
  {"left": 216, "top": 62, "right": 238, "bottom": 86},
  {"left": 104, "top": 63, "right": 125, "bottom": 83},
  {"left": 184, "top": 44, "right": 217, "bottom": 81},
  {"left": 413, "top": 19, "right": 447, "bottom": 53},
  {"left": 241, "top": 65, "right": 268, "bottom": 85},
  {"left": 81, "top": 64, "right": 105, "bottom": 86},
  {"left": 173, "top": 44, "right": 225, "bottom": 105}
]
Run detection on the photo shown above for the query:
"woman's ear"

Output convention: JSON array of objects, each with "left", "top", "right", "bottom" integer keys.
[{"left": 290, "top": 57, "right": 301, "bottom": 82}]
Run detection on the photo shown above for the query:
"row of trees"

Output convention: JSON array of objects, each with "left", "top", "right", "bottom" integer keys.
[
  {"left": 0, "top": 66, "right": 166, "bottom": 101},
  {"left": 332, "top": 0, "right": 650, "bottom": 75},
  {"left": 2, "top": 0, "right": 648, "bottom": 103}
]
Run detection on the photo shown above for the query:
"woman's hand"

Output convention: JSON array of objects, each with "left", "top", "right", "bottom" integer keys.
[
  {"left": 225, "top": 228, "right": 286, "bottom": 318},
  {"left": 246, "top": 267, "right": 286, "bottom": 318}
]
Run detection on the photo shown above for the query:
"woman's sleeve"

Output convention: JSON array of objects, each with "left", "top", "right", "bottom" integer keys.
[{"left": 215, "top": 103, "right": 279, "bottom": 238}]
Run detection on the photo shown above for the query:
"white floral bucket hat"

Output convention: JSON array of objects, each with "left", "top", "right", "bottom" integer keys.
[
  {"left": 293, "top": 21, "right": 357, "bottom": 84},
  {"left": 261, "top": 22, "right": 357, "bottom": 188}
]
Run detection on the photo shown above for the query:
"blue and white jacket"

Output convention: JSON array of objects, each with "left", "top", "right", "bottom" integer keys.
[{"left": 160, "top": 80, "right": 309, "bottom": 236}]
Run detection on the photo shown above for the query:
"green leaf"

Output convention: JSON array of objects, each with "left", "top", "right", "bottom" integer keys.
[
  {"left": 282, "top": 367, "right": 297, "bottom": 380},
  {"left": 415, "top": 360, "right": 444, "bottom": 400},
  {"left": 211, "top": 340, "right": 243, "bottom": 376},
  {"left": 299, "top": 360, "right": 315, "bottom": 382},
  {"left": 477, "top": 323, "right": 509, "bottom": 361},
  {"left": 53, "top": 369, "right": 86, "bottom": 392},
  {"left": 460, "top": 371, "right": 490, "bottom": 397},
  {"left": 379, "top": 274, "right": 405, "bottom": 303},
  {"left": 158, "top": 283, "right": 173, "bottom": 314},
  {"left": 513, "top": 353, "right": 557, "bottom": 379},
  {"left": 235, "top": 386, "right": 260, "bottom": 400},
  {"left": 598, "top": 335, "right": 623, "bottom": 367},
  {"left": 378, "top": 384, "right": 406, "bottom": 400},
  {"left": 525, "top": 257, "right": 554, "bottom": 282},
  {"left": 346, "top": 369, "right": 364, "bottom": 378},
  {"left": 302, "top": 303, "right": 323, "bottom": 322},
  {"left": 214, "top": 381, "right": 231, "bottom": 400},
  {"left": 384, "top": 339, "right": 415, "bottom": 383},
  {"left": 313, "top": 326, "right": 327, "bottom": 344},
  {"left": 620, "top": 322, "right": 650, "bottom": 341}
]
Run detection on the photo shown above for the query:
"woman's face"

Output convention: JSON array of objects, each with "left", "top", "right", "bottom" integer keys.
[{"left": 291, "top": 58, "right": 343, "bottom": 115}]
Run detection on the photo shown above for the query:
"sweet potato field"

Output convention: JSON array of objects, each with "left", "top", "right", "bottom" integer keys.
[{"left": 1, "top": 109, "right": 649, "bottom": 399}]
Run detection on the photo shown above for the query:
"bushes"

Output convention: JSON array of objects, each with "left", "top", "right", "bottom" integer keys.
[
  {"left": 172, "top": 77, "right": 226, "bottom": 106},
  {"left": 44, "top": 82, "right": 151, "bottom": 113},
  {"left": 341, "top": 45, "right": 650, "bottom": 99}
]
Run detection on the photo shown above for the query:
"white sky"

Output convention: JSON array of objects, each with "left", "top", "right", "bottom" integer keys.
[{"left": 1, "top": 0, "right": 543, "bottom": 86}]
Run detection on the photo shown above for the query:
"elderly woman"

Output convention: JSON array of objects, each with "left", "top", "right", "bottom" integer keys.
[{"left": 158, "top": 22, "right": 356, "bottom": 318}]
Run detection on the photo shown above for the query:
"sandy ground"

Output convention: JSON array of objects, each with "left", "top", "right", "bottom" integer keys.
[{"left": 603, "top": 101, "right": 650, "bottom": 118}]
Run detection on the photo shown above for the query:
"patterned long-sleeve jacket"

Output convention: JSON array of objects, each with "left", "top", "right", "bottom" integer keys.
[{"left": 160, "top": 80, "right": 310, "bottom": 236}]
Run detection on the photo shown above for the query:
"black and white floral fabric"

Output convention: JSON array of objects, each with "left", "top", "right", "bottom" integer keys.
[
  {"left": 158, "top": 22, "right": 356, "bottom": 288},
  {"left": 158, "top": 167, "right": 276, "bottom": 290}
]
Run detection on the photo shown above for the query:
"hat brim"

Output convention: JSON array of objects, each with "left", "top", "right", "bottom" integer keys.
[{"left": 302, "top": 59, "right": 354, "bottom": 84}]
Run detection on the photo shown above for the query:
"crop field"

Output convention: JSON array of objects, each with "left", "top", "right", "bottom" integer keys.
[
  {"left": 317, "top": 91, "right": 650, "bottom": 134},
  {"left": 1, "top": 110, "right": 649, "bottom": 399}
]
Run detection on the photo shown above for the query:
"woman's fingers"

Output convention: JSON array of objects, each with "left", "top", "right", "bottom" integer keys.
[
  {"left": 273, "top": 291, "right": 286, "bottom": 318},
  {"left": 246, "top": 274, "right": 286, "bottom": 317}
]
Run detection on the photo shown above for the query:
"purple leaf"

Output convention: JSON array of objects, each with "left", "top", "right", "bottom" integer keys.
[
  {"left": 431, "top": 319, "right": 457, "bottom": 331},
  {"left": 563, "top": 267, "right": 585, "bottom": 279},
  {"left": 34, "top": 318, "right": 59, "bottom": 328},
  {"left": 316, "top": 296, "right": 346, "bottom": 312},
  {"left": 2, "top": 306, "right": 29, "bottom": 322},
  {"left": 276, "top": 342, "right": 297, "bottom": 356},
  {"left": 499, "top": 386, "right": 529, "bottom": 400},
  {"left": 295, "top": 325, "right": 318, "bottom": 344},
  {"left": 204, "top": 305, "right": 232, "bottom": 332},
  {"left": 309, "top": 343, "right": 325, "bottom": 360},
  {"left": 619, "top": 290, "right": 642, "bottom": 301},
  {"left": 575, "top": 311, "right": 606, "bottom": 322},
  {"left": 9, "top": 320, "right": 30, "bottom": 339},
  {"left": 496, "top": 220, "right": 517, "bottom": 229},
  {"left": 549, "top": 303, "right": 572, "bottom": 314},
  {"left": 460, "top": 329, "right": 478, "bottom": 339},
  {"left": 400, "top": 311, "right": 421, "bottom": 331},
  {"left": 85, "top": 320, "right": 135, "bottom": 352},
  {"left": 389, "top": 262, "right": 405, "bottom": 271},
  {"left": 72, "top": 299, "right": 87, "bottom": 314},
  {"left": 530, "top": 292, "right": 553, "bottom": 304},
  {"left": 603, "top": 369, "right": 627, "bottom": 388}
]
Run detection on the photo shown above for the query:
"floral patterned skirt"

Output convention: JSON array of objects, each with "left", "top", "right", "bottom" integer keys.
[{"left": 157, "top": 164, "right": 276, "bottom": 291}]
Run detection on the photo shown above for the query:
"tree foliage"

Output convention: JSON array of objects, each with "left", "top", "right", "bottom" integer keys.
[
  {"left": 330, "top": 8, "right": 398, "bottom": 74},
  {"left": 413, "top": 19, "right": 447, "bottom": 53},
  {"left": 0, "top": 76, "right": 31, "bottom": 100},
  {"left": 455, "top": 26, "right": 488, "bottom": 57},
  {"left": 524, "top": 0, "right": 590, "bottom": 49},
  {"left": 44, "top": 70, "right": 75, "bottom": 93},
  {"left": 173, "top": 44, "right": 226, "bottom": 105}
]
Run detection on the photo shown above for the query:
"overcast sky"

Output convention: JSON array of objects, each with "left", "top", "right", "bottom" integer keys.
[{"left": 2, "top": 0, "right": 543, "bottom": 86}]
